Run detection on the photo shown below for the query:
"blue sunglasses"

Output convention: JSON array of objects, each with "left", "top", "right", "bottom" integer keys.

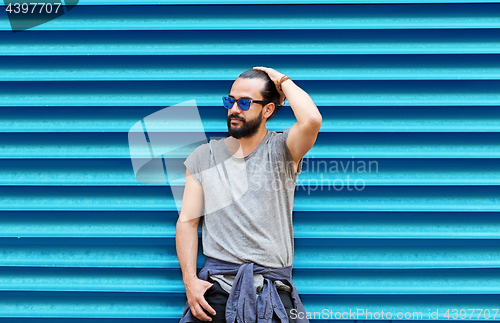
[{"left": 222, "top": 96, "right": 269, "bottom": 111}]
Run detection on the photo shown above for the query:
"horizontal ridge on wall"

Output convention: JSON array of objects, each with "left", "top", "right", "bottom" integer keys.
[
  {"left": 1, "top": 55, "right": 500, "bottom": 81},
  {"left": 1, "top": 158, "right": 500, "bottom": 185},
  {"left": 0, "top": 211, "right": 500, "bottom": 239},
  {"left": 2, "top": 106, "right": 500, "bottom": 132},
  {"left": 1, "top": 80, "right": 500, "bottom": 106},
  {"left": 1, "top": 186, "right": 500, "bottom": 211},
  {"left": 7, "top": 0, "right": 499, "bottom": 4},
  {"left": 0, "top": 237, "right": 499, "bottom": 269},
  {"left": 1, "top": 29, "right": 499, "bottom": 55},
  {"left": 1, "top": 4, "right": 500, "bottom": 30},
  {"left": 2, "top": 132, "right": 500, "bottom": 158},
  {"left": 0, "top": 292, "right": 498, "bottom": 319},
  {"left": 0, "top": 266, "right": 500, "bottom": 294}
]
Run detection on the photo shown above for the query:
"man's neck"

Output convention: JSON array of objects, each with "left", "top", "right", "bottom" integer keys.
[{"left": 225, "top": 126, "right": 268, "bottom": 157}]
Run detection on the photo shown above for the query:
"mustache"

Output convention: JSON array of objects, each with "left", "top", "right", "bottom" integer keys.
[{"left": 228, "top": 114, "right": 245, "bottom": 122}]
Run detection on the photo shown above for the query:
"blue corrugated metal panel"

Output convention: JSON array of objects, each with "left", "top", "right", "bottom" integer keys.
[{"left": 1, "top": 1, "right": 499, "bottom": 322}]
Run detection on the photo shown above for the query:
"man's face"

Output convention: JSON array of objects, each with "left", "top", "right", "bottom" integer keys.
[{"left": 226, "top": 77, "right": 271, "bottom": 139}]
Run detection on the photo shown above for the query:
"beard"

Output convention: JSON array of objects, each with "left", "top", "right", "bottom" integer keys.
[{"left": 227, "top": 108, "right": 263, "bottom": 139}]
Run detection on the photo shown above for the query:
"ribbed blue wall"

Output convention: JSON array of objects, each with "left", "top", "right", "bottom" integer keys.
[{"left": 1, "top": 2, "right": 499, "bottom": 322}]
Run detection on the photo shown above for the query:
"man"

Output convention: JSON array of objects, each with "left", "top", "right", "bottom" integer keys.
[{"left": 176, "top": 66, "right": 322, "bottom": 323}]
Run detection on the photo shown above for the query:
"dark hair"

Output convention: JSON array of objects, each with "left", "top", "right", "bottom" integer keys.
[{"left": 238, "top": 69, "right": 282, "bottom": 121}]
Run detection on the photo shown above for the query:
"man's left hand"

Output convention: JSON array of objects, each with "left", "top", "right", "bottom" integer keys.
[{"left": 252, "top": 66, "right": 287, "bottom": 106}]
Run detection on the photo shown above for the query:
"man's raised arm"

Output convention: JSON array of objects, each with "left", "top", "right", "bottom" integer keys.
[{"left": 253, "top": 66, "right": 322, "bottom": 170}]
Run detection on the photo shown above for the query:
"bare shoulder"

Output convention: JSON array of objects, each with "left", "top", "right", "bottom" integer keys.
[{"left": 179, "top": 168, "right": 204, "bottom": 223}]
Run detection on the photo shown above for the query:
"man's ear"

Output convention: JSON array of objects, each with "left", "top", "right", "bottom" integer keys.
[{"left": 263, "top": 103, "right": 275, "bottom": 119}]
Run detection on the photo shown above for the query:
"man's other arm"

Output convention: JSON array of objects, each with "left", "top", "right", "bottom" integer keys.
[
  {"left": 176, "top": 168, "right": 216, "bottom": 321},
  {"left": 282, "top": 79, "right": 322, "bottom": 170}
]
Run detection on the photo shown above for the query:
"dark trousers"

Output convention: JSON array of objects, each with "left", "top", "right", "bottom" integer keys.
[{"left": 203, "top": 277, "right": 297, "bottom": 323}]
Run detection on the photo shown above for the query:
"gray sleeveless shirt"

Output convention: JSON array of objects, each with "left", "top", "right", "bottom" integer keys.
[{"left": 183, "top": 129, "right": 303, "bottom": 293}]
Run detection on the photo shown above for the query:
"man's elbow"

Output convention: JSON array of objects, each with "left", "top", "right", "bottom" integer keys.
[
  {"left": 176, "top": 213, "right": 200, "bottom": 231},
  {"left": 303, "top": 113, "right": 322, "bottom": 133}
]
